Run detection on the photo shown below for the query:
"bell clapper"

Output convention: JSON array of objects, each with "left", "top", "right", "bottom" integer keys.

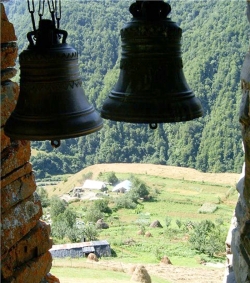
[
  {"left": 51, "top": 140, "right": 61, "bottom": 148},
  {"left": 150, "top": 123, "right": 158, "bottom": 130}
]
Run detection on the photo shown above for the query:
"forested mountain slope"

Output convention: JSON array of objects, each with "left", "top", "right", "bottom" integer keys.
[{"left": 4, "top": 0, "right": 249, "bottom": 177}]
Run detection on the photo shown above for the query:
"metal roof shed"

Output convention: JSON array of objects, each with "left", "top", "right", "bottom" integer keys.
[{"left": 83, "top": 179, "right": 107, "bottom": 190}]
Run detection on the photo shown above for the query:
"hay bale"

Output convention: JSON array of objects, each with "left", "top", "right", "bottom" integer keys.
[
  {"left": 137, "top": 229, "right": 144, "bottom": 235},
  {"left": 128, "top": 265, "right": 137, "bottom": 275},
  {"left": 160, "top": 255, "right": 172, "bottom": 265},
  {"left": 87, "top": 253, "right": 98, "bottom": 262},
  {"left": 96, "top": 218, "right": 109, "bottom": 229},
  {"left": 150, "top": 220, "right": 163, "bottom": 228},
  {"left": 198, "top": 202, "right": 218, "bottom": 214},
  {"left": 130, "top": 264, "right": 151, "bottom": 283},
  {"left": 145, "top": 231, "right": 152, "bottom": 237}
]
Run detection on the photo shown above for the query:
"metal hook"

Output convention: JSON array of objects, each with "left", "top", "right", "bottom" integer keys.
[
  {"left": 27, "top": 0, "right": 36, "bottom": 31},
  {"left": 38, "top": 0, "right": 45, "bottom": 20},
  {"left": 51, "top": 140, "right": 61, "bottom": 148},
  {"left": 55, "top": 0, "right": 61, "bottom": 29},
  {"left": 149, "top": 123, "right": 158, "bottom": 130},
  {"left": 47, "top": 0, "right": 56, "bottom": 27}
]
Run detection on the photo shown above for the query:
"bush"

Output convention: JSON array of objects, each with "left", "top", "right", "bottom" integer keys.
[
  {"left": 114, "top": 194, "right": 137, "bottom": 209},
  {"left": 50, "top": 196, "right": 67, "bottom": 221},
  {"left": 165, "top": 216, "right": 172, "bottom": 228},
  {"left": 36, "top": 187, "right": 50, "bottom": 207},
  {"left": 189, "top": 220, "right": 227, "bottom": 256},
  {"left": 93, "top": 199, "right": 112, "bottom": 214},
  {"left": 84, "top": 206, "right": 105, "bottom": 223},
  {"left": 176, "top": 219, "right": 182, "bottom": 229},
  {"left": 83, "top": 223, "right": 99, "bottom": 241},
  {"left": 106, "top": 172, "right": 119, "bottom": 185}
]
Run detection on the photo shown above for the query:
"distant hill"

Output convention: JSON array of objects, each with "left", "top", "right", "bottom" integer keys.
[
  {"left": 47, "top": 163, "right": 241, "bottom": 197},
  {"left": 4, "top": 1, "right": 248, "bottom": 177}
]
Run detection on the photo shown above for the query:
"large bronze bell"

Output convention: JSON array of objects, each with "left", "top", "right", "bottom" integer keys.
[
  {"left": 4, "top": 19, "right": 103, "bottom": 147},
  {"left": 101, "top": 1, "right": 203, "bottom": 128}
]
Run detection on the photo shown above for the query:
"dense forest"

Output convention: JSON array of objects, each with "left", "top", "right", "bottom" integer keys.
[{"left": 4, "top": 0, "right": 249, "bottom": 178}]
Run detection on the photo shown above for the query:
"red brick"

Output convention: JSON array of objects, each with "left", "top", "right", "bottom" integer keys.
[
  {"left": 44, "top": 273, "right": 61, "bottom": 283},
  {"left": 1, "top": 3, "right": 17, "bottom": 43},
  {"left": 2, "top": 221, "right": 52, "bottom": 279},
  {"left": 1, "top": 194, "right": 42, "bottom": 257},
  {"left": 1, "top": 42, "right": 18, "bottom": 70},
  {"left": 1, "top": 171, "right": 36, "bottom": 213},
  {"left": 0, "top": 162, "right": 33, "bottom": 188},
  {"left": 1, "top": 80, "right": 19, "bottom": 128},
  {"left": 7, "top": 251, "right": 52, "bottom": 283},
  {"left": 1, "top": 67, "right": 17, "bottom": 81},
  {"left": 1, "top": 140, "right": 31, "bottom": 178}
]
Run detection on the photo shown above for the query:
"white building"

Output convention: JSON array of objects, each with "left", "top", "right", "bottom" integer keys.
[
  {"left": 112, "top": 180, "right": 132, "bottom": 193},
  {"left": 83, "top": 179, "right": 107, "bottom": 191}
]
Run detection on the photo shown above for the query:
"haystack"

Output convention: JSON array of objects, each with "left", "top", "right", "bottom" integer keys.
[
  {"left": 137, "top": 229, "right": 144, "bottom": 235},
  {"left": 128, "top": 265, "right": 137, "bottom": 275},
  {"left": 160, "top": 255, "right": 172, "bottom": 265},
  {"left": 96, "top": 218, "right": 109, "bottom": 229},
  {"left": 145, "top": 231, "right": 152, "bottom": 237},
  {"left": 150, "top": 220, "right": 163, "bottom": 228},
  {"left": 87, "top": 253, "right": 98, "bottom": 262},
  {"left": 130, "top": 264, "right": 151, "bottom": 283}
]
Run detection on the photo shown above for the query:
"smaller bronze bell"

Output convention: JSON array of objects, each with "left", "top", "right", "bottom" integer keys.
[
  {"left": 4, "top": 19, "right": 103, "bottom": 147},
  {"left": 101, "top": 0, "right": 203, "bottom": 128}
]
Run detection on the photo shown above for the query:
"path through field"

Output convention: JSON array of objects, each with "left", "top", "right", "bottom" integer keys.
[{"left": 53, "top": 259, "right": 226, "bottom": 283}]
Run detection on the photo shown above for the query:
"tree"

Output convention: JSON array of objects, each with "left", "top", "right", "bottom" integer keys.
[
  {"left": 106, "top": 172, "right": 119, "bottom": 185},
  {"left": 93, "top": 199, "right": 112, "bottom": 214},
  {"left": 83, "top": 224, "right": 99, "bottom": 241},
  {"left": 189, "top": 220, "right": 227, "bottom": 256},
  {"left": 84, "top": 206, "right": 105, "bottom": 223},
  {"left": 50, "top": 196, "right": 67, "bottom": 221},
  {"left": 36, "top": 187, "right": 50, "bottom": 207}
]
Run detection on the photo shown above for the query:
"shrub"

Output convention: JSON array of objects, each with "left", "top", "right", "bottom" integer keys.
[
  {"left": 189, "top": 220, "right": 227, "bottom": 256},
  {"left": 114, "top": 194, "right": 137, "bottom": 209},
  {"left": 176, "top": 219, "right": 182, "bottom": 229},
  {"left": 50, "top": 196, "right": 67, "bottom": 221},
  {"left": 36, "top": 187, "right": 50, "bottom": 207},
  {"left": 84, "top": 206, "right": 105, "bottom": 223},
  {"left": 165, "top": 216, "right": 172, "bottom": 228},
  {"left": 106, "top": 172, "right": 119, "bottom": 185},
  {"left": 93, "top": 199, "right": 112, "bottom": 214},
  {"left": 83, "top": 224, "right": 99, "bottom": 241}
]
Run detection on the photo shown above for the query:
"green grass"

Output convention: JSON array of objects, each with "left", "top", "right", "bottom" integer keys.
[
  {"left": 50, "top": 168, "right": 238, "bottom": 268},
  {"left": 51, "top": 262, "right": 171, "bottom": 283},
  {"left": 51, "top": 266, "right": 131, "bottom": 281}
]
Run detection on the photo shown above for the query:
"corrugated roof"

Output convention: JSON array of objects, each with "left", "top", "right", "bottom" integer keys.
[
  {"left": 83, "top": 180, "right": 106, "bottom": 190},
  {"left": 112, "top": 180, "right": 132, "bottom": 192},
  {"left": 50, "top": 240, "right": 110, "bottom": 251},
  {"left": 82, "top": 246, "right": 95, "bottom": 253}
]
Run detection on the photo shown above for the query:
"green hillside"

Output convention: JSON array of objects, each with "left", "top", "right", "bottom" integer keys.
[
  {"left": 4, "top": 1, "right": 248, "bottom": 177},
  {"left": 40, "top": 164, "right": 238, "bottom": 267}
]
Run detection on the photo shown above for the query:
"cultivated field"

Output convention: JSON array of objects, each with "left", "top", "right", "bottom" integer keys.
[{"left": 46, "top": 164, "right": 240, "bottom": 283}]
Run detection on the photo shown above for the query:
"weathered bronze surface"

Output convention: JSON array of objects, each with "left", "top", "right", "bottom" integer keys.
[
  {"left": 101, "top": 0, "right": 203, "bottom": 126},
  {"left": 4, "top": 19, "right": 103, "bottom": 144}
]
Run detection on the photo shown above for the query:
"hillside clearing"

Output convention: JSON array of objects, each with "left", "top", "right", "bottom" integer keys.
[{"left": 46, "top": 163, "right": 241, "bottom": 197}]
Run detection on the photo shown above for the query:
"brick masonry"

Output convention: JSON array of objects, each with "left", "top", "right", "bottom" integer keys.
[{"left": 1, "top": 4, "right": 58, "bottom": 283}]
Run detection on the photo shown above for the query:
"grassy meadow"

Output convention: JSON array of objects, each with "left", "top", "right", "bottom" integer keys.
[
  {"left": 45, "top": 165, "right": 239, "bottom": 267},
  {"left": 43, "top": 164, "right": 240, "bottom": 282}
]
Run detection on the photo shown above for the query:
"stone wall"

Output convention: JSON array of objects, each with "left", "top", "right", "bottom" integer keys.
[
  {"left": 226, "top": 1, "right": 250, "bottom": 282},
  {"left": 1, "top": 4, "right": 57, "bottom": 283}
]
